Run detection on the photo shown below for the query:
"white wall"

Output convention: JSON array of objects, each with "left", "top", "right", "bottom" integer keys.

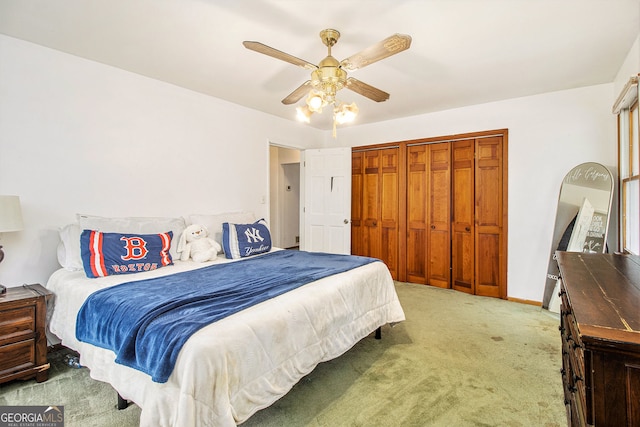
[
  {"left": 1, "top": 30, "right": 636, "bottom": 304},
  {"left": 0, "top": 34, "right": 322, "bottom": 287},
  {"left": 614, "top": 34, "right": 640, "bottom": 97},
  {"left": 329, "top": 84, "right": 618, "bottom": 302}
]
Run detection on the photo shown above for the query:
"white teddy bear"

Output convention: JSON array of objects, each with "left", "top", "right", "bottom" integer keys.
[{"left": 177, "top": 224, "right": 222, "bottom": 262}]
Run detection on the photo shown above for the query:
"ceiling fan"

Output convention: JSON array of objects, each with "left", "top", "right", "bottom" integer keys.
[{"left": 243, "top": 29, "right": 411, "bottom": 135}]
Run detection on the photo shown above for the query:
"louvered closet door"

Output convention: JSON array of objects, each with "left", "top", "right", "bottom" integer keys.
[{"left": 451, "top": 140, "right": 475, "bottom": 294}]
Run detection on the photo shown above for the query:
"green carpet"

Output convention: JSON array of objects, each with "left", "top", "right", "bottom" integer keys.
[{"left": 0, "top": 282, "right": 566, "bottom": 426}]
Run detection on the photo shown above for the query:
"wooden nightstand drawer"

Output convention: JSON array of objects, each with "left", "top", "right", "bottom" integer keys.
[
  {"left": 0, "top": 338, "right": 35, "bottom": 373},
  {"left": 0, "top": 306, "right": 36, "bottom": 345},
  {"left": 0, "top": 284, "right": 51, "bottom": 384}
]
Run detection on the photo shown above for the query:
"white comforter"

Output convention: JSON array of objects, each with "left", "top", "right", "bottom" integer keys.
[{"left": 45, "top": 251, "right": 405, "bottom": 426}]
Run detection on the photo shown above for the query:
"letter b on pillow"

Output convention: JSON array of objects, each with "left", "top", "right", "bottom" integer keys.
[{"left": 222, "top": 219, "right": 272, "bottom": 259}]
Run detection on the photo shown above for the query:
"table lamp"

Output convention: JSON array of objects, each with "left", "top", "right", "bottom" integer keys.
[{"left": 0, "top": 196, "right": 24, "bottom": 292}]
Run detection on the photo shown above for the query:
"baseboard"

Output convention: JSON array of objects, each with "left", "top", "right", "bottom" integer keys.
[{"left": 507, "top": 297, "right": 542, "bottom": 307}]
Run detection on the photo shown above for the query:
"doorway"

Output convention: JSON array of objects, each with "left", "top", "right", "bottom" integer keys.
[{"left": 269, "top": 145, "right": 301, "bottom": 249}]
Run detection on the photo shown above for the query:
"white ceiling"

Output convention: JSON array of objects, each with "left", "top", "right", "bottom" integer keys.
[{"left": 0, "top": 0, "right": 638, "bottom": 130}]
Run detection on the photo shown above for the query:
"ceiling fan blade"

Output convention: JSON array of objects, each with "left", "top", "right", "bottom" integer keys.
[
  {"left": 282, "top": 81, "right": 313, "bottom": 105},
  {"left": 243, "top": 41, "right": 317, "bottom": 70},
  {"left": 340, "top": 34, "right": 412, "bottom": 71},
  {"left": 346, "top": 78, "right": 390, "bottom": 102}
]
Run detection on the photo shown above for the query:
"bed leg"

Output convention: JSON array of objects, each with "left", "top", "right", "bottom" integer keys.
[
  {"left": 375, "top": 326, "right": 382, "bottom": 340},
  {"left": 117, "top": 393, "right": 129, "bottom": 410}
]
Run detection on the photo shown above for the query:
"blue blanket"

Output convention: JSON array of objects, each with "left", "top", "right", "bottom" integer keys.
[{"left": 76, "top": 250, "right": 378, "bottom": 383}]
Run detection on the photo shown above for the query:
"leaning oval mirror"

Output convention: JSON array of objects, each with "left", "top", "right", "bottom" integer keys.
[{"left": 542, "top": 162, "right": 614, "bottom": 309}]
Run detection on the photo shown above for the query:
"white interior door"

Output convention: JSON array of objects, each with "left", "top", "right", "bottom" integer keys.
[{"left": 301, "top": 147, "right": 351, "bottom": 254}]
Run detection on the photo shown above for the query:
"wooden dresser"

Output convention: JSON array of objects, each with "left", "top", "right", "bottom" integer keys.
[
  {"left": 0, "top": 284, "right": 51, "bottom": 384},
  {"left": 557, "top": 251, "right": 640, "bottom": 427}
]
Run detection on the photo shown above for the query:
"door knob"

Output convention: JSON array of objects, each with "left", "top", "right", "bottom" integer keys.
[{"left": 344, "top": 219, "right": 350, "bottom": 224}]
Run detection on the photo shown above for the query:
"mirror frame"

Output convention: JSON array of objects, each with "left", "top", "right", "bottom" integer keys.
[{"left": 542, "top": 162, "right": 614, "bottom": 309}]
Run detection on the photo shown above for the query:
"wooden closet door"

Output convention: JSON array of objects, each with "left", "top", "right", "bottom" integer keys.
[
  {"left": 406, "top": 142, "right": 451, "bottom": 287},
  {"left": 451, "top": 140, "right": 475, "bottom": 294},
  {"left": 427, "top": 143, "right": 451, "bottom": 288},
  {"left": 406, "top": 145, "right": 428, "bottom": 283},
  {"left": 363, "top": 150, "right": 382, "bottom": 260},
  {"left": 474, "top": 136, "right": 504, "bottom": 298},
  {"left": 379, "top": 148, "right": 399, "bottom": 279},
  {"left": 351, "top": 148, "right": 399, "bottom": 279},
  {"left": 351, "top": 151, "right": 364, "bottom": 256}
]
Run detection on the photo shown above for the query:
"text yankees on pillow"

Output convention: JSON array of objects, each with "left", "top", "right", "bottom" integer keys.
[{"left": 222, "top": 219, "right": 272, "bottom": 259}]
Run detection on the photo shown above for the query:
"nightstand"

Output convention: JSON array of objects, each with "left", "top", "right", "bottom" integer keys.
[{"left": 0, "top": 284, "right": 51, "bottom": 384}]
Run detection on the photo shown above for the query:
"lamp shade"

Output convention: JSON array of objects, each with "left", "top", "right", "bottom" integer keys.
[{"left": 0, "top": 196, "right": 24, "bottom": 232}]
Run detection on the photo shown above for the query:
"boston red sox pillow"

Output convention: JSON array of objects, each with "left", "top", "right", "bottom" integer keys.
[{"left": 80, "top": 230, "right": 173, "bottom": 278}]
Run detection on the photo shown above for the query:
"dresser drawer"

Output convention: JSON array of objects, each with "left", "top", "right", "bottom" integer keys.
[
  {"left": 0, "top": 306, "right": 36, "bottom": 346},
  {"left": 559, "top": 279, "right": 587, "bottom": 426},
  {"left": 556, "top": 252, "right": 640, "bottom": 426},
  {"left": 0, "top": 285, "right": 51, "bottom": 385},
  {"left": 565, "top": 314, "right": 584, "bottom": 372},
  {"left": 0, "top": 338, "right": 36, "bottom": 374}
]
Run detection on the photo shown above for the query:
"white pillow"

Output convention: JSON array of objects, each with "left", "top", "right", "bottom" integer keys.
[
  {"left": 76, "top": 214, "right": 186, "bottom": 261},
  {"left": 188, "top": 211, "right": 256, "bottom": 253},
  {"left": 57, "top": 223, "right": 83, "bottom": 270}
]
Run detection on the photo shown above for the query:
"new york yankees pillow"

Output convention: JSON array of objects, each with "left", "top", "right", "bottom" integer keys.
[
  {"left": 222, "top": 219, "right": 272, "bottom": 259},
  {"left": 80, "top": 230, "right": 173, "bottom": 278}
]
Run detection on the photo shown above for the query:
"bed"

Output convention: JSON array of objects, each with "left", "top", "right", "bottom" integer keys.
[{"left": 45, "top": 212, "right": 405, "bottom": 426}]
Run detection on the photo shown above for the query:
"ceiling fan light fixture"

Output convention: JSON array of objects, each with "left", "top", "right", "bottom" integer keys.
[
  {"left": 334, "top": 102, "right": 358, "bottom": 124},
  {"left": 311, "top": 63, "right": 346, "bottom": 92},
  {"left": 244, "top": 29, "right": 411, "bottom": 138},
  {"left": 296, "top": 105, "right": 312, "bottom": 123},
  {"left": 306, "top": 90, "right": 326, "bottom": 112}
]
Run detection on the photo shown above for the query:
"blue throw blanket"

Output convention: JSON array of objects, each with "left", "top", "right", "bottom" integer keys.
[{"left": 76, "top": 250, "right": 378, "bottom": 383}]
